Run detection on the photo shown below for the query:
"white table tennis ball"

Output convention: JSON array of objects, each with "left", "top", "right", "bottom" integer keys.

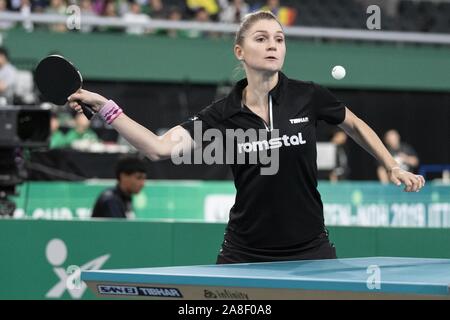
[{"left": 332, "top": 65, "right": 346, "bottom": 80}]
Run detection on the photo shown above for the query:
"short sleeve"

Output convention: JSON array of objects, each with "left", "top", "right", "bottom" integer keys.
[
  {"left": 179, "top": 117, "right": 208, "bottom": 139},
  {"left": 312, "top": 83, "right": 346, "bottom": 125},
  {"left": 179, "top": 103, "right": 223, "bottom": 140}
]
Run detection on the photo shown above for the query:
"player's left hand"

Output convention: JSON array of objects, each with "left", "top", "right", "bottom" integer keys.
[{"left": 388, "top": 167, "right": 425, "bottom": 192}]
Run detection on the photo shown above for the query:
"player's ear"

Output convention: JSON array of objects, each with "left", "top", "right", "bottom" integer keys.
[{"left": 234, "top": 45, "right": 244, "bottom": 61}]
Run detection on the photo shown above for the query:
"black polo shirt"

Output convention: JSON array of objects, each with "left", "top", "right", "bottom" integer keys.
[
  {"left": 180, "top": 72, "right": 345, "bottom": 249},
  {"left": 92, "top": 185, "right": 133, "bottom": 219}
]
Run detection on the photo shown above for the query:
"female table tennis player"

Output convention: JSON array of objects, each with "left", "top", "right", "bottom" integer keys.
[{"left": 68, "top": 11, "right": 425, "bottom": 264}]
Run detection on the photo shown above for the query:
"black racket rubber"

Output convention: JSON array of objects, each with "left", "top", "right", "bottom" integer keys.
[{"left": 35, "top": 55, "right": 96, "bottom": 119}]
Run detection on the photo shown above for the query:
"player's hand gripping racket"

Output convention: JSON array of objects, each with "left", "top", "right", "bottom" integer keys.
[{"left": 35, "top": 55, "right": 96, "bottom": 119}]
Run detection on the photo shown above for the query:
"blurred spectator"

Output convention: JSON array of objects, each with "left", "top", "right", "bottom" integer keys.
[
  {"left": 195, "top": 6, "right": 210, "bottom": 22},
  {"left": 0, "top": 0, "right": 16, "bottom": 30},
  {"left": 92, "top": 155, "right": 147, "bottom": 219},
  {"left": 123, "top": 1, "right": 151, "bottom": 35},
  {"left": 0, "top": 47, "right": 17, "bottom": 105},
  {"left": 166, "top": 5, "right": 184, "bottom": 38},
  {"left": 377, "top": 129, "right": 419, "bottom": 183},
  {"left": 102, "top": 0, "right": 117, "bottom": 17},
  {"left": 329, "top": 130, "right": 350, "bottom": 182},
  {"left": 80, "top": 0, "right": 96, "bottom": 15},
  {"left": 116, "top": 0, "right": 130, "bottom": 16},
  {"left": 92, "top": 0, "right": 107, "bottom": 15},
  {"left": 49, "top": 112, "right": 68, "bottom": 148},
  {"left": 98, "top": 0, "right": 123, "bottom": 32},
  {"left": 32, "top": 0, "right": 47, "bottom": 12},
  {"left": 185, "top": 7, "right": 213, "bottom": 38},
  {"left": 142, "top": 0, "right": 168, "bottom": 34},
  {"left": 260, "top": 0, "right": 296, "bottom": 26},
  {"left": 65, "top": 112, "right": 99, "bottom": 148},
  {"left": 219, "top": 0, "right": 249, "bottom": 24},
  {"left": 20, "top": 0, "right": 34, "bottom": 31},
  {"left": 356, "top": 0, "right": 399, "bottom": 18},
  {"left": 186, "top": 0, "right": 219, "bottom": 18},
  {"left": 10, "top": 0, "right": 21, "bottom": 10},
  {"left": 45, "top": 0, "right": 68, "bottom": 32},
  {"left": 45, "top": 0, "right": 67, "bottom": 15},
  {"left": 148, "top": 0, "right": 166, "bottom": 19},
  {"left": 93, "top": 0, "right": 129, "bottom": 15},
  {"left": 79, "top": 0, "right": 97, "bottom": 33}
]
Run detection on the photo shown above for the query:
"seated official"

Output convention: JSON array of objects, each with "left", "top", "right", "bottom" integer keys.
[{"left": 92, "top": 156, "right": 147, "bottom": 219}]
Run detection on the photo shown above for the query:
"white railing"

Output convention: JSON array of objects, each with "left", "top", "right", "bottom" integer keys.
[{"left": 1, "top": 12, "right": 450, "bottom": 45}]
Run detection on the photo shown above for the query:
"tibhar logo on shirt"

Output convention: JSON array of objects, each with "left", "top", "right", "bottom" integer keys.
[
  {"left": 289, "top": 117, "right": 309, "bottom": 124},
  {"left": 237, "top": 132, "right": 306, "bottom": 153}
]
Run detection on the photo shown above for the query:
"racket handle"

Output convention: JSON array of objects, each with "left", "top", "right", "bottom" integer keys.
[{"left": 79, "top": 101, "right": 96, "bottom": 120}]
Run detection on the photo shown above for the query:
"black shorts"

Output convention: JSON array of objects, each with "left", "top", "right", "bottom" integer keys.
[{"left": 216, "top": 231, "right": 337, "bottom": 264}]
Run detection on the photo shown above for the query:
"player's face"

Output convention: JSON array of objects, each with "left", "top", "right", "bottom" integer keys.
[
  {"left": 237, "top": 19, "right": 286, "bottom": 73},
  {"left": 122, "top": 172, "right": 146, "bottom": 194}
]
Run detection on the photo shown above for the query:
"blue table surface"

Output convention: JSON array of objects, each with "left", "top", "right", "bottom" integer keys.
[{"left": 82, "top": 257, "right": 450, "bottom": 296}]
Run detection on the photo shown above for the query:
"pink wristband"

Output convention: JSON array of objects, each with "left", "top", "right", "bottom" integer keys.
[{"left": 99, "top": 100, "right": 123, "bottom": 125}]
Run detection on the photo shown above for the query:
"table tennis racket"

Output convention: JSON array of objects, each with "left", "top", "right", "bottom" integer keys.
[{"left": 35, "top": 55, "right": 96, "bottom": 119}]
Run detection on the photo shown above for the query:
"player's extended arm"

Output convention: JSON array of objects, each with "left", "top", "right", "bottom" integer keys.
[
  {"left": 68, "top": 89, "right": 194, "bottom": 161},
  {"left": 338, "top": 107, "right": 425, "bottom": 192}
]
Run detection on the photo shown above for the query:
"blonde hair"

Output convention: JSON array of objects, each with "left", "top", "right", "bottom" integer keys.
[{"left": 234, "top": 11, "right": 283, "bottom": 46}]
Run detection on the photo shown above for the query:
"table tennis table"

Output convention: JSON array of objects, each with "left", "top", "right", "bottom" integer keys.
[{"left": 81, "top": 257, "right": 450, "bottom": 299}]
